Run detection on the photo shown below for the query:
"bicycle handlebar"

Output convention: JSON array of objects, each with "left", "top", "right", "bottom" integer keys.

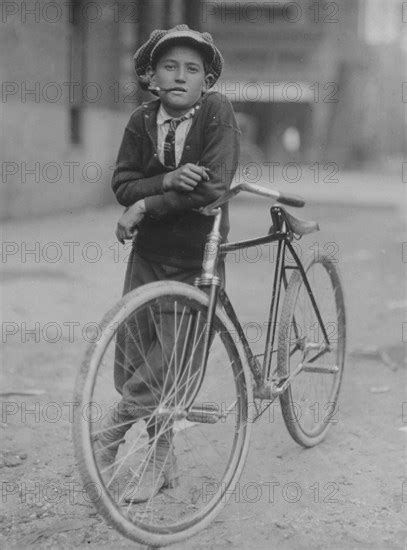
[
  {"left": 240, "top": 183, "right": 305, "bottom": 207},
  {"left": 200, "top": 182, "right": 305, "bottom": 215}
]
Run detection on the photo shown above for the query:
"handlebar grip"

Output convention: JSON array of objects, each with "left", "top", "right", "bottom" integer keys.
[{"left": 276, "top": 192, "right": 305, "bottom": 208}]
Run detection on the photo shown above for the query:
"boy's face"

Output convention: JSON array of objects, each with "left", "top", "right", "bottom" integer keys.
[{"left": 150, "top": 45, "right": 208, "bottom": 116}]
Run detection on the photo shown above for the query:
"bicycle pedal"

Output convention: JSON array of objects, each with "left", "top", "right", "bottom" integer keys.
[{"left": 186, "top": 403, "right": 223, "bottom": 424}]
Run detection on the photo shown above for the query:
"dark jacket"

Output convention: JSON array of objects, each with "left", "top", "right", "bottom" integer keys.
[{"left": 111, "top": 91, "right": 240, "bottom": 268}]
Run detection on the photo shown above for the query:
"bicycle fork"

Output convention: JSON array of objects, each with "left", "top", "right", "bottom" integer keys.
[{"left": 194, "top": 208, "right": 224, "bottom": 364}]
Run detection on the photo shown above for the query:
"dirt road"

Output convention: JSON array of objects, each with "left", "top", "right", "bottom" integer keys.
[{"left": 1, "top": 193, "right": 406, "bottom": 549}]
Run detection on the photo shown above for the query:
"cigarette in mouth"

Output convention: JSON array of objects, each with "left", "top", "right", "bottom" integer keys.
[
  {"left": 148, "top": 86, "right": 171, "bottom": 92},
  {"left": 148, "top": 86, "right": 183, "bottom": 92}
]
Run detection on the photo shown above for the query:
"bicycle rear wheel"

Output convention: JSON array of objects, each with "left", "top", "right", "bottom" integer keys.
[
  {"left": 277, "top": 254, "right": 346, "bottom": 447},
  {"left": 73, "top": 281, "right": 252, "bottom": 547}
]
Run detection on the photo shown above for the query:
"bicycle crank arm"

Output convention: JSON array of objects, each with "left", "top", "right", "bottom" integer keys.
[{"left": 301, "top": 363, "right": 339, "bottom": 374}]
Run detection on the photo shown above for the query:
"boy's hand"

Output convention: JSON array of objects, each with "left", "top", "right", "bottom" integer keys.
[
  {"left": 115, "top": 200, "right": 146, "bottom": 244},
  {"left": 163, "top": 163, "right": 209, "bottom": 192}
]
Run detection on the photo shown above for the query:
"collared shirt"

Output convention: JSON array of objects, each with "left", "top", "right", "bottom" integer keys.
[{"left": 156, "top": 105, "right": 195, "bottom": 167}]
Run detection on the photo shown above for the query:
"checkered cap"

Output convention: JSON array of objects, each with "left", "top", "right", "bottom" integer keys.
[{"left": 133, "top": 24, "right": 223, "bottom": 92}]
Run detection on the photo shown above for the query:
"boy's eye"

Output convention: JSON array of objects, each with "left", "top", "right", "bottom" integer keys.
[{"left": 165, "top": 64, "right": 175, "bottom": 70}]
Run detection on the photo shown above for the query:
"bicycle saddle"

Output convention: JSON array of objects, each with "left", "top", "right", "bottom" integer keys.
[{"left": 282, "top": 210, "right": 320, "bottom": 236}]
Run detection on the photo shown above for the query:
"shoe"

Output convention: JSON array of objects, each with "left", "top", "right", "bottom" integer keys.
[
  {"left": 123, "top": 435, "right": 178, "bottom": 503},
  {"left": 93, "top": 404, "right": 134, "bottom": 483}
]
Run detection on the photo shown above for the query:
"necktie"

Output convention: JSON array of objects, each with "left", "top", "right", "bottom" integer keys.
[{"left": 163, "top": 109, "right": 195, "bottom": 169}]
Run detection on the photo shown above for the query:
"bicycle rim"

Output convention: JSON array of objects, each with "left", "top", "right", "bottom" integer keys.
[
  {"left": 73, "top": 281, "right": 252, "bottom": 547},
  {"left": 277, "top": 255, "right": 346, "bottom": 447}
]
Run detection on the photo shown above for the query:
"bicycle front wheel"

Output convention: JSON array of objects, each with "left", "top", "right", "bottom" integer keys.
[
  {"left": 73, "top": 281, "right": 252, "bottom": 547},
  {"left": 277, "top": 254, "right": 346, "bottom": 447}
]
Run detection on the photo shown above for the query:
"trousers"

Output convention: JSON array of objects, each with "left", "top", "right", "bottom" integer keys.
[{"left": 114, "top": 247, "right": 224, "bottom": 421}]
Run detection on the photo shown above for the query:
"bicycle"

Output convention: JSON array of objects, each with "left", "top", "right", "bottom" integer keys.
[{"left": 73, "top": 182, "right": 346, "bottom": 547}]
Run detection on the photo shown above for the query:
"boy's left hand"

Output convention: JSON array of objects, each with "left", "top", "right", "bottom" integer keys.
[{"left": 115, "top": 200, "right": 146, "bottom": 244}]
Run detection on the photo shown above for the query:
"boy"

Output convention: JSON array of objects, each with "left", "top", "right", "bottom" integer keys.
[{"left": 96, "top": 25, "right": 240, "bottom": 502}]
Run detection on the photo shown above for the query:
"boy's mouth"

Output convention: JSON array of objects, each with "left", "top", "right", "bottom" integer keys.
[
  {"left": 148, "top": 86, "right": 187, "bottom": 93},
  {"left": 167, "top": 87, "right": 187, "bottom": 93}
]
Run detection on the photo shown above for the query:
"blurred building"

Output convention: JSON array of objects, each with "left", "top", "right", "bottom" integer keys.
[
  {"left": 1, "top": 0, "right": 198, "bottom": 219},
  {"left": 203, "top": 0, "right": 406, "bottom": 169},
  {"left": 1, "top": 0, "right": 405, "bottom": 219}
]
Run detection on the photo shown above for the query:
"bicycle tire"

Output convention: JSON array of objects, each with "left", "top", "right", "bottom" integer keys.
[
  {"left": 73, "top": 281, "right": 252, "bottom": 547},
  {"left": 277, "top": 254, "right": 346, "bottom": 447}
]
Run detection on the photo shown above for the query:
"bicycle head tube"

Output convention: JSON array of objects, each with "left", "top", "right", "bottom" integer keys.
[{"left": 195, "top": 208, "right": 223, "bottom": 288}]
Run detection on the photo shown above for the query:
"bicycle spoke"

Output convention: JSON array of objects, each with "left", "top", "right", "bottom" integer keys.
[
  {"left": 278, "top": 255, "right": 345, "bottom": 445},
  {"left": 75, "top": 284, "right": 251, "bottom": 545}
]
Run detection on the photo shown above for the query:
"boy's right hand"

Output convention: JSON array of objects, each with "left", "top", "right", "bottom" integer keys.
[{"left": 163, "top": 163, "right": 209, "bottom": 192}]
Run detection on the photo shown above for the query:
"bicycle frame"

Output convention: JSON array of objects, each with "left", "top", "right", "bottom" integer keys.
[{"left": 194, "top": 202, "right": 331, "bottom": 406}]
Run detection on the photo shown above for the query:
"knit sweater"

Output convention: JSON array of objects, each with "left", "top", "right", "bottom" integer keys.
[{"left": 111, "top": 91, "right": 241, "bottom": 268}]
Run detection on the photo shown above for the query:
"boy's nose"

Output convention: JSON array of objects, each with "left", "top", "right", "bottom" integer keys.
[{"left": 175, "top": 67, "right": 186, "bottom": 82}]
